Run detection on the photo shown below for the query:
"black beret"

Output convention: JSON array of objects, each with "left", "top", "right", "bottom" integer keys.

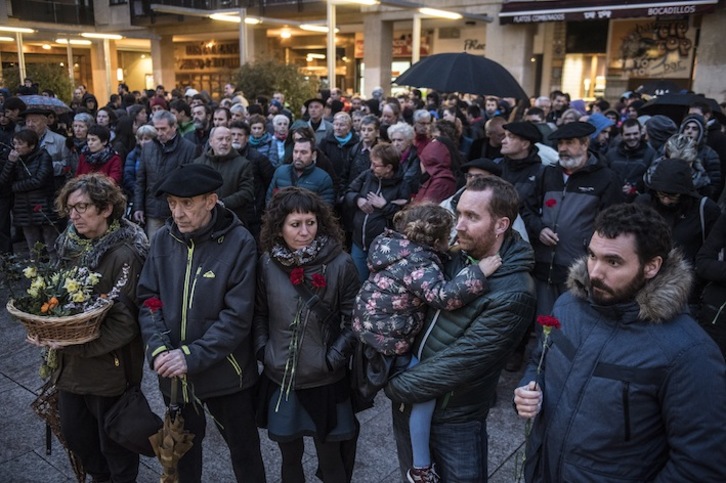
[
  {"left": 304, "top": 98, "right": 325, "bottom": 108},
  {"left": 503, "top": 121, "right": 542, "bottom": 143},
  {"left": 548, "top": 121, "right": 595, "bottom": 141},
  {"left": 460, "top": 158, "right": 503, "bottom": 177},
  {"left": 154, "top": 164, "right": 223, "bottom": 198}
]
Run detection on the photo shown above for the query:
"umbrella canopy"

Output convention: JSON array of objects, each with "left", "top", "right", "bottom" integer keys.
[
  {"left": 18, "top": 94, "right": 71, "bottom": 115},
  {"left": 149, "top": 378, "right": 194, "bottom": 483},
  {"left": 639, "top": 92, "right": 726, "bottom": 125},
  {"left": 393, "top": 52, "right": 528, "bottom": 99},
  {"left": 635, "top": 79, "right": 682, "bottom": 96}
]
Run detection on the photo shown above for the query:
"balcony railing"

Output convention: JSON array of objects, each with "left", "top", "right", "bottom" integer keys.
[{"left": 10, "top": 0, "right": 95, "bottom": 25}]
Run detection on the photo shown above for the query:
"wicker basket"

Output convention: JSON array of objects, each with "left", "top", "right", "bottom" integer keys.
[{"left": 7, "top": 299, "right": 113, "bottom": 347}]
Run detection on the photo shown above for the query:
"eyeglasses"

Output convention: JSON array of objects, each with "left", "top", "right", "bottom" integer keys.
[{"left": 67, "top": 202, "right": 91, "bottom": 214}]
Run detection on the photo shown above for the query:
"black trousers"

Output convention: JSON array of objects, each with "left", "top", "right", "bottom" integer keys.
[
  {"left": 58, "top": 390, "right": 139, "bottom": 483},
  {"left": 0, "top": 197, "right": 12, "bottom": 254},
  {"left": 166, "top": 387, "right": 266, "bottom": 483}
]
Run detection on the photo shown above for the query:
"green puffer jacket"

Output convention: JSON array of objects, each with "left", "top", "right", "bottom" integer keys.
[
  {"left": 53, "top": 218, "right": 149, "bottom": 397},
  {"left": 386, "top": 232, "right": 536, "bottom": 423}
]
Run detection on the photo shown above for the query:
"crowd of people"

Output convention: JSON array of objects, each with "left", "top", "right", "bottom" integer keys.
[{"left": 1, "top": 79, "right": 725, "bottom": 482}]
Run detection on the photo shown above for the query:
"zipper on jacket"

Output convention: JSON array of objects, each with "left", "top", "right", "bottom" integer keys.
[
  {"left": 622, "top": 381, "right": 631, "bottom": 441},
  {"left": 227, "top": 354, "right": 244, "bottom": 388},
  {"left": 112, "top": 352, "right": 120, "bottom": 367},
  {"left": 188, "top": 266, "right": 202, "bottom": 310},
  {"left": 181, "top": 240, "right": 195, "bottom": 341}
]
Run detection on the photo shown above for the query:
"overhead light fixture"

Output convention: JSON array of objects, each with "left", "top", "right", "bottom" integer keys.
[
  {"left": 0, "top": 36, "right": 14, "bottom": 42},
  {"left": 418, "top": 7, "right": 463, "bottom": 20},
  {"left": 280, "top": 28, "right": 292, "bottom": 39},
  {"left": 307, "top": 53, "right": 326, "bottom": 59},
  {"left": 331, "top": 0, "right": 379, "bottom": 5},
  {"left": 56, "top": 38, "right": 93, "bottom": 46},
  {"left": 300, "top": 24, "right": 339, "bottom": 33},
  {"left": 81, "top": 32, "right": 124, "bottom": 40},
  {"left": 0, "top": 26, "right": 35, "bottom": 33},
  {"left": 209, "top": 13, "right": 261, "bottom": 24},
  {"left": 42, "top": 43, "right": 51, "bottom": 50}
]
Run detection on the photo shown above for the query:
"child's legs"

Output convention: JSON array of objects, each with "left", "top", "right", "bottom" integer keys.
[{"left": 407, "top": 356, "right": 436, "bottom": 468}]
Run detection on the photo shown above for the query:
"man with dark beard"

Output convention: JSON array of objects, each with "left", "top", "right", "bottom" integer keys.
[
  {"left": 522, "top": 122, "right": 623, "bottom": 317},
  {"left": 514, "top": 203, "right": 726, "bottom": 482}
]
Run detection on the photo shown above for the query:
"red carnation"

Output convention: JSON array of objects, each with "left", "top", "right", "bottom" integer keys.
[
  {"left": 536, "top": 314, "right": 561, "bottom": 330},
  {"left": 143, "top": 297, "right": 163, "bottom": 313},
  {"left": 544, "top": 198, "right": 557, "bottom": 208},
  {"left": 311, "top": 273, "right": 327, "bottom": 288},
  {"left": 33, "top": 204, "right": 43, "bottom": 213},
  {"left": 290, "top": 267, "right": 305, "bottom": 286}
]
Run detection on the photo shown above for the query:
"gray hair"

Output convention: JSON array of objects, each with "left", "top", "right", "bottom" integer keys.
[
  {"left": 665, "top": 134, "right": 698, "bottom": 162},
  {"left": 135, "top": 124, "right": 157, "bottom": 141},
  {"left": 413, "top": 109, "right": 431, "bottom": 123},
  {"left": 272, "top": 114, "right": 289, "bottom": 126},
  {"left": 152, "top": 110, "right": 177, "bottom": 127},
  {"left": 73, "top": 112, "right": 95, "bottom": 127},
  {"left": 388, "top": 122, "right": 414, "bottom": 141},
  {"left": 333, "top": 111, "right": 352, "bottom": 125},
  {"left": 230, "top": 103, "right": 247, "bottom": 116}
]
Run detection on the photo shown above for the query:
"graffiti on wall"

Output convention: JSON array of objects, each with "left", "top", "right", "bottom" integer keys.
[{"left": 608, "top": 18, "right": 695, "bottom": 79}]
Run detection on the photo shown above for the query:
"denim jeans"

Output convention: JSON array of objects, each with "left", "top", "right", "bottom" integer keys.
[
  {"left": 350, "top": 243, "right": 369, "bottom": 283},
  {"left": 392, "top": 403, "right": 488, "bottom": 482}
]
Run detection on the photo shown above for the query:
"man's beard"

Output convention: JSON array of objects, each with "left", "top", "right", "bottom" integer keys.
[
  {"left": 194, "top": 119, "right": 207, "bottom": 130},
  {"left": 589, "top": 269, "right": 646, "bottom": 306},
  {"left": 559, "top": 154, "right": 586, "bottom": 171},
  {"left": 232, "top": 142, "right": 242, "bottom": 150}
]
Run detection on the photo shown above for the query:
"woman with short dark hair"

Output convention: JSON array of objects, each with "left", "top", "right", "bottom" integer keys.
[{"left": 75, "top": 125, "right": 123, "bottom": 185}]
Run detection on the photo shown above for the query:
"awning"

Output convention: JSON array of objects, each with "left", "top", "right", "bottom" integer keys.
[{"left": 499, "top": 0, "right": 720, "bottom": 24}]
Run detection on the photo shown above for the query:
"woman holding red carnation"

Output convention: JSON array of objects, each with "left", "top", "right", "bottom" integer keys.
[{"left": 254, "top": 186, "right": 361, "bottom": 482}]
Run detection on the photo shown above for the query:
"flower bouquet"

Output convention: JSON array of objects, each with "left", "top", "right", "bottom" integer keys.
[{"left": 5, "top": 247, "right": 127, "bottom": 347}]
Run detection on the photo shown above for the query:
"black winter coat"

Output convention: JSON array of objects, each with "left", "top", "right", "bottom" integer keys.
[{"left": 0, "top": 146, "right": 58, "bottom": 226}]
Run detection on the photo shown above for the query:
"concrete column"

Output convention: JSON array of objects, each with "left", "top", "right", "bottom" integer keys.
[
  {"left": 327, "top": 0, "right": 336, "bottom": 90},
  {"left": 151, "top": 35, "right": 175, "bottom": 90},
  {"left": 484, "top": 4, "right": 536, "bottom": 99},
  {"left": 238, "top": 7, "right": 248, "bottom": 65},
  {"left": 90, "top": 42, "right": 109, "bottom": 104},
  {"left": 693, "top": 6, "right": 726, "bottom": 100},
  {"left": 363, "top": 14, "right": 393, "bottom": 98}
]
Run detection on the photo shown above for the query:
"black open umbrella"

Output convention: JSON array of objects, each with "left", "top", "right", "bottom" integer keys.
[
  {"left": 393, "top": 52, "right": 528, "bottom": 99},
  {"left": 18, "top": 95, "right": 71, "bottom": 115},
  {"left": 640, "top": 92, "right": 726, "bottom": 125},
  {"left": 635, "top": 80, "right": 682, "bottom": 96}
]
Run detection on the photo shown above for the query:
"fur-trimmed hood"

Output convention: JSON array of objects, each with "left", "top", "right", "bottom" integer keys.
[{"left": 566, "top": 249, "right": 693, "bottom": 323}]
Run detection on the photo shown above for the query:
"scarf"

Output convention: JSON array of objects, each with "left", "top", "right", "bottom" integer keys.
[
  {"left": 249, "top": 131, "right": 271, "bottom": 147},
  {"left": 57, "top": 219, "right": 121, "bottom": 268},
  {"left": 81, "top": 144, "right": 116, "bottom": 166},
  {"left": 270, "top": 235, "right": 329, "bottom": 268},
  {"left": 334, "top": 131, "right": 353, "bottom": 146}
]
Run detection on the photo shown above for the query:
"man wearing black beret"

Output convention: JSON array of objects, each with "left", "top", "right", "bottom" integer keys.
[
  {"left": 304, "top": 98, "right": 333, "bottom": 146},
  {"left": 500, "top": 121, "right": 545, "bottom": 210},
  {"left": 522, "top": 121, "right": 623, "bottom": 317},
  {"left": 138, "top": 163, "right": 266, "bottom": 482}
]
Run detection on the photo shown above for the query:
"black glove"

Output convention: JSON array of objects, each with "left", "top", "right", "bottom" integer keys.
[{"left": 325, "top": 326, "right": 358, "bottom": 372}]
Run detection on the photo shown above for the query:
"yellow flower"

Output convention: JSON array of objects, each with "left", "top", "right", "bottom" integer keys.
[
  {"left": 63, "top": 278, "right": 80, "bottom": 293},
  {"left": 87, "top": 273, "right": 100, "bottom": 286},
  {"left": 71, "top": 291, "right": 87, "bottom": 303},
  {"left": 27, "top": 286, "right": 39, "bottom": 298},
  {"left": 50, "top": 273, "right": 61, "bottom": 285},
  {"left": 30, "top": 277, "right": 46, "bottom": 291},
  {"left": 23, "top": 266, "right": 37, "bottom": 279}
]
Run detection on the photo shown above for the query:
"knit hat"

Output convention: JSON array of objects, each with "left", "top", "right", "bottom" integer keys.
[
  {"left": 586, "top": 113, "right": 615, "bottom": 141},
  {"left": 647, "top": 158, "right": 698, "bottom": 197},
  {"left": 645, "top": 115, "right": 677, "bottom": 150},
  {"left": 149, "top": 96, "right": 168, "bottom": 110}
]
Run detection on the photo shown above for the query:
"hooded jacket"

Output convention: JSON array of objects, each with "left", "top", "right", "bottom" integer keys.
[
  {"left": 319, "top": 130, "right": 360, "bottom": 196},
  {"left": 522, "top": 154, "right": 623, "bottom": 284},
  {"left": 416, "top": 140, "right": 457, "bottom": 203},
  {"left": 606, "top": 139, "right": 657, "bottom": 200},
  {"left": 345, "top": 169, "right": 410, "bottom": 250},
  {"left": 499, "top": 146, "right": 545, "bottom": 207},
  {"left": 53, "top": 219, "right": 149, "bottom": 396},
  {"left": 386, "top": 233, "right": 536, "bottom": 423},
  {"left": 266, "top": 160, "right": 334, "bottom": 206},
  {"left": 137, "top": 205, "right": 259, "bottom": 401},
  {"left": 193, "top": 148, "right": 254, "bottom": 222},
  {"left": 679, "top": 114, "right": 722, "bottom": 198},
  {"left": 521, "top": 253, "right": 726, "bottom": 482},
  {"left": 352, "top": 230, "right": 488, "bottom": 356}
]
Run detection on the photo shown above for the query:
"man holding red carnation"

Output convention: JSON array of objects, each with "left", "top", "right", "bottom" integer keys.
[{"left": 514, "top": 203, "right": 726, "bottom": 481}]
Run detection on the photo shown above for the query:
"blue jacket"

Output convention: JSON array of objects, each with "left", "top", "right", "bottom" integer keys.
[
  {"left": 266, "top": 161, "right": 334, "bottom": 205},
  {"left": 522, "top": 253, "right": 726, "bottom": 482}
]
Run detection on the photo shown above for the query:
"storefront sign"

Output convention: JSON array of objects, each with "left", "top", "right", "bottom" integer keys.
[
  {"left": 176, "top": 41, "right": 240, "bottom": 72},
  {"left": 355, "top": 32, "right": 430, "bottom": 58},
  {"left": 499, "top": 1, "right": 718, "bottom": 25},
  {"left": 608, "top": 18, "right": 695, "bottom": 79}
]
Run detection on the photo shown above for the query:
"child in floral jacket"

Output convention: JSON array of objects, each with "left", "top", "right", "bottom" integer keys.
[{"left": 352, "top": 203, "right": 500, "bottom": 482}]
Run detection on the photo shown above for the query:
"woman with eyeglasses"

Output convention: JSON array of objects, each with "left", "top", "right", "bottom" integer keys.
[{"left": 47, "top": 173, "right": 149, "bottom": 483}]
